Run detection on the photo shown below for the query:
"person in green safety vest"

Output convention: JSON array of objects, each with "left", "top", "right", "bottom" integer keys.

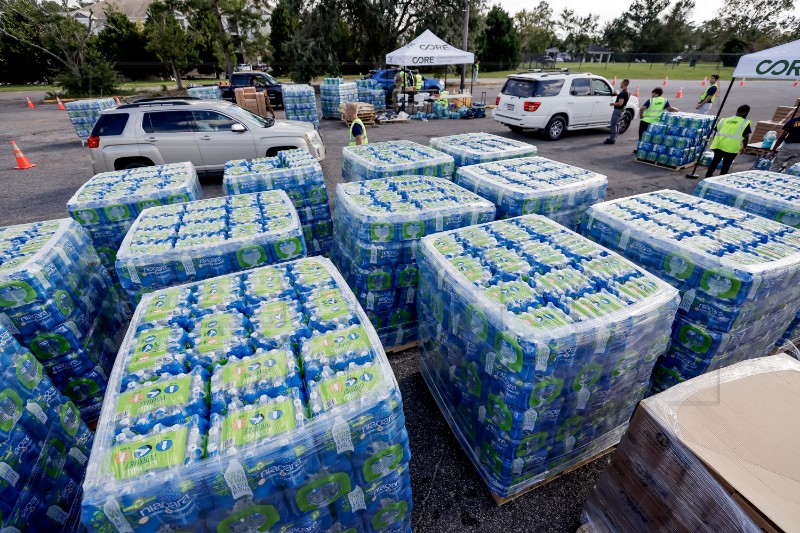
[
  {"left": 636, "top": 87, "right": 679, "bottom": 153},
  {"left": 414, "top": 70, "right": 423, "bottom": 91},
  {"left": 702, "top": 105, "right": 751, "bottom": 177},
  {"left": 345, "top": 103, "right": 368, "bottom": 146},
  {"left": 696, "top": 73, "right": 719, "bottom": 115}
]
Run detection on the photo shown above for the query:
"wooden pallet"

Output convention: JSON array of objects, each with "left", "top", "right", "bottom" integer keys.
[
  {"left": 490, "top": 447, "right": 616, "bottom": 506},
  {"left": 635, "top": 157, "right": 696, "bottom": 171},
  {"left": 385, "top": 341, "right": 417, "bottom": 354},
  {"left": 344, "top": 113, "right": 376, "bottom": 126},
  {"left": 743, "top": 142, "right": 771, "bottom": 157}
]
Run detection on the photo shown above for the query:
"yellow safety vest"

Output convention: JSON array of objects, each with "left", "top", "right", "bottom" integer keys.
[
  {"left": 642, "top": 96, "right": 666, "bottom": 123},
  {"left": 349, "top": 117, "right": 368, "bottom": 146},
  {"left": 710, "top": 116, "right": 750, "bottom": 153},
  {"left": 415, "top": 74, "right": 423, "bottom": 90},
  {"left": 700, "top": 83, "right": 718, "bottom": 103}
]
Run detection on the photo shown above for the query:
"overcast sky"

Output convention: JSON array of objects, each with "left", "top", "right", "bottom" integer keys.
[{"left": 497, "top": 0, "right": 800, "bottom": 25}]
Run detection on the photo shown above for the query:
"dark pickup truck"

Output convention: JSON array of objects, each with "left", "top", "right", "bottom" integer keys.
[{"left": 220, "top": 71, "right": 283, "bottom": 108}]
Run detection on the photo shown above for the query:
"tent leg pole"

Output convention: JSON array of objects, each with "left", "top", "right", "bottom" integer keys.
[{"left": 686, "top": 77, "right": 735, "bottom": 179}]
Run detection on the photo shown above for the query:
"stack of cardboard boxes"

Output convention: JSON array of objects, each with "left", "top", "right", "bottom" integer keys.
[{"left": 234, "top": 87, "right": 272, "bottom": 117}]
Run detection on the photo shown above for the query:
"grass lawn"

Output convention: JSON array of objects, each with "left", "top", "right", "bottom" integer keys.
[{"left": 479, "top": 62, "right": 735, "bottom": 81}]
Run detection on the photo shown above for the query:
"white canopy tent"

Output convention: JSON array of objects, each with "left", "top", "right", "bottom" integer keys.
[
  {"left": 386, "top": 30, "right": 474, "bottom": 67},
  {"left": 686, "top": 39, "right": 800, "bottom": 177}
]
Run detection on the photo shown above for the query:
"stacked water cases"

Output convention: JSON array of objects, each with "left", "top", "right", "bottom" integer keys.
[
  {"left": 582, "top": 190, "right": 800, "bottom": 393},
  {"left": 454, "top": 157, "right": 608, "bottom": 230},
  {"left": 332, "top": 177, "right": 496, "bottom": 348},
  {"left": 0, "top": 324, "right": 95, "bottom": 531},
  {"left": 283, "top": 84, "right": 320, "bottom": 126},
  {"left": 64, "top": 98, "right": 117, "bottom": 143},
  {"left": 81, "top": 258, "right": 413, "bottom": 533},
  {"left": 186, "top": 86, "right": 223, "bottom": 99},
  {"left": 355, "top": 80, "right": 386, "bottom": 111},
  {"left": 788, "top": 162, "right": 800, "bottom": 176},
  {"left": 0, "top": 220, "right": 127, "bottom": 422},
  {"left": 636, "top": 112, "right": 714, "bottom": 166},
  {"left": 416, "top": 215, "right": 679, "bottom": 498},
  {"left": 429, "top": 133, "right": 537, "bottom": 168},
  {"left": 320, "top": 78, "right": 357, "bottom": 119},
  {"left": 694, "top": 170, "right": 800, "bottom": 228},
  {"left": 342, "top": 141, "right": 455, "bottom": 183},
  {"left": 223, "top": 150, "right": 333, "bottom": 256},
  {"left": 115, "top": 191, "right": 307, "bottom": 303},
  {"left": 67, "top": 162, "right": 203, "bottom": 298}
]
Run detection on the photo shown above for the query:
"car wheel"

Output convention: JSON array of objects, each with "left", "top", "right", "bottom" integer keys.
[
  {"left": 508, "top": 125, "right": 524, "bottom": 133},
  {"left": 545, "top": 115, "right": 567, "bottom": 141},
  {"left": 618, "top": 112, "right": 633, "bottom": 135}
]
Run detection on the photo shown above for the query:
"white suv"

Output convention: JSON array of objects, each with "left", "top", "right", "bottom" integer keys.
[
  {"left": 88, "top": 98, "right": 325, "bottom": 175},
  {"left": 493, "top": 72, "right": 639, "bottom": 141}
]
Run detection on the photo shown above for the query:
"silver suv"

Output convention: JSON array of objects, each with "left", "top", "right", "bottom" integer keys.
[{"left": 88, "top": 98, "right": 326, "bottom": 175}]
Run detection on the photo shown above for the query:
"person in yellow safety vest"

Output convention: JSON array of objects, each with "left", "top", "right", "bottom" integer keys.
[
  {"left": 414, "top": 70, "right": 423, "bottom": 91},
  {"left": 636, "top": 87, "right": 679, "bottom": 153},
  {"left": 696, "top": 73, "right": 719, "bottom": 115},
  {"left": 702, "top": 104, "right": 751, "bottom": 177},
  {"left": 345, "top": 103, "right": 368, "bottom": 146}
]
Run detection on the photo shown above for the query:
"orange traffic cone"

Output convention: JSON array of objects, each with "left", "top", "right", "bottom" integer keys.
[
  {"left": 25, "top": 96, "right": 35, "bottom": 109},
  {"left": 740, "top": 78, "right": 746, "bottom": 86},
  {"left": 612, "top": 76, "right": 617, "bottom": 86},
  {"left": 10, "top": 141, "right": 36, "bottom": 170},
  {"left": 675, "top": 87, "right": 683, "bottom": 98},
  {"left": 663, "top": 76, "right": 668, "bottom": 86},
  {"left": 701, "top": 76, "right": 707, "bottom": 86},
  {"left": 794, "top": 80, "right": 798, "bottom": 87},
  {"left": 115, "top": 96, "right": 122, "bottom": 105},
  {"left": 56, "top": 96, "right": 66, "bottom": 111},
  {"left": 633, "top": 86, "right": 640, "bottom": 98}
]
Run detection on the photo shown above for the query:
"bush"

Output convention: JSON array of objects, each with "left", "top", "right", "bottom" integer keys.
[{"left": 56, "top": 50, "right": 120, "bottom": 96}]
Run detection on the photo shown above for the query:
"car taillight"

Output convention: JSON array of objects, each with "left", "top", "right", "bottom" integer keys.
[
  {"left": 524, "top": 101, "right": 541, "bottom": 112},
  {"left": 87, "top": 136, "right": 100, "bottom": 148},
  {"left": 496, "top": 96, "right": 501, "bottom": 105}
]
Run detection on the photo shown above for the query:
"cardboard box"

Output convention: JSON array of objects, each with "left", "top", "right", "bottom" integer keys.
[
  {"left": 582, "top": 355, "right": 800, "bottom": 533},
  {"left": 772, "top": 106, "right": 797, "bottom": 123}
]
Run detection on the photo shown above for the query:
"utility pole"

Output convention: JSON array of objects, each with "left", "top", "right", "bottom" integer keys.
[{"left": 460, "top": 0, "right": 469, "bottom": 93}]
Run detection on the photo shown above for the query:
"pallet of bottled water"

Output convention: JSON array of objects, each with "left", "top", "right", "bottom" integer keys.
[
  {"left": 637, "top": 112, "right": 714, "bottom": 167},
  {"left": 332, "top": 176, "right": 495, "bottom": 348},
  {"left": 0, "top": 219, "right": 128, "bottom": 421},
  {"left": 356, "top": 80, "right": 386, "bottom": 111},
  {"left": 320, "top": 78, "right": 357, "bottom": 119},
  {"left": 67, "top": 162, "right": 203, "bottom": 291},
  {"left": 429, "top": 133, "right": 537, "bottom": 168},
  {"left": 0, "top": 324, "right": 95, "bottom": 530},
  {"left": 416, "top": 215, "right": 679, "bottom": 498},
  {"left": 223, "top": 150, "right": 332, "bottom": 255},
  {"left": 115, "top": 191, "right": 307, "bottom": 303},
  {"left": 186, "top": 86, "right": 223, "bottom": 99},
  {"left": 342, "top": 140, "right": 455, "bottom": 183},
  {"left": 582, "top": 190, "right": 800, "bottom": 393},
  {"left": 81, "top": 258, "right": 413, "bottom": 532},
  {"left": 64, "top": 98, "right": 117, "bottom": 142},
  {"left": 694, "top": 170, "right": 800, "bottom": 228},
  {"left": 283, "top": 84, "right": 320, "bottom": 125},
  {"left": 789, "top": 162, "right": 800, "bottom": 176},
  {"left": 454, "top": 156, "right": 607, "bottom": 230}
]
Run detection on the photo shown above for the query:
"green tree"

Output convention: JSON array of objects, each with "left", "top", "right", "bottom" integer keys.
[
  {"left": 97, "top": 7, "right": 158, "bottom": 80},
  {"left": 0, "top": 0, "right": 119, "bottom": 94},
  {"left": 558, "top": 8, "right": 599, "bottom": 59},
  {"left": 515, "top": 2, "right": 558, "bottom": 56},
  {"left": 476, "top": 6, "right": 520, "bottom": 71},
  {"left": 144, "top": 1, "right": 196, "bottom": 89},
  {"left": 284, "top": 0, "right": 343, "bottom": 82},
  {"left": 268, "top": 0, "right": 298, "bottom": 74},
  {"left": 0, "top": 0, "right": 52, "bottom": 82}
]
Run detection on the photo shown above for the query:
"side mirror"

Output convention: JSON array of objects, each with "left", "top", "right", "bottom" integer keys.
[{"left": 231, "top": 123, "right": 246, "bottom": 133}]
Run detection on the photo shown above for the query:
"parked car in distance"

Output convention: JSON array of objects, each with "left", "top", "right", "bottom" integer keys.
[
  {"left": 363, "top": 68, "right": 443, "bottom": 94},
  {"left": 87, "top": 98, "right": 325, "bottom": 176},
  {"left": 493, "top": 71, "right": 639, "bottom": 141},
  {"left": 220, "top": 71, "right": 283, "bottom": 108}
]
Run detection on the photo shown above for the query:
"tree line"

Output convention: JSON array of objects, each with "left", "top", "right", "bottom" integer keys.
[{"left": 0, "top": 0, "right": 797, "bottom": 93}]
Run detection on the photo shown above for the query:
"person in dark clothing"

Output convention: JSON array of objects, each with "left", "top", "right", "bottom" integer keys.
[
  {"left": 605, "top": 79, "right": 629, "bottom": 144},
  {"left": 769, "top": 113, "right": 800, "bottom": 172}
]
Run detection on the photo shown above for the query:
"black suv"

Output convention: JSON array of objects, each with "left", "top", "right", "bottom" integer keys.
[{"left": 220, "top": 71, "right": 283, "bottom": 108}]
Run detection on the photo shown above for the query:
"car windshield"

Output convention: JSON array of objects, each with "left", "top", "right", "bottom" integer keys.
[
  {"left": 224, "top": 105, "right": 274, "bottom": 128},
  {"left": 502, "top": 78, "right": 564, "bottom": 97},
  {"left": 260, "top": 73, "right": 279, "bottom": 85}
]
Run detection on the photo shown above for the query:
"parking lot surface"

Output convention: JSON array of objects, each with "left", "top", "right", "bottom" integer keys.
[{"left": 0, "top": 80, "right": 793, "bottom": 531}]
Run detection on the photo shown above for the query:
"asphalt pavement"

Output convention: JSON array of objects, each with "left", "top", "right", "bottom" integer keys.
[{"left": 0, "top": 80, "right": 796, "bottom": 532}]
